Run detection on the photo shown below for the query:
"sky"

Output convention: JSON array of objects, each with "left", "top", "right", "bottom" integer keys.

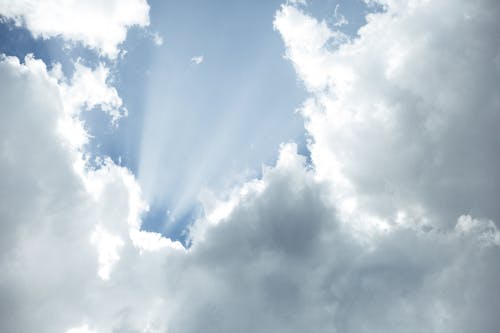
[{"left": 1, "top": 0, "right": 500, "bottom": 332}]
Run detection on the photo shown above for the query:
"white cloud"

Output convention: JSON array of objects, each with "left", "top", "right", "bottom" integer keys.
[
  {"left": 275, "top": 0, "right": 500, "bottom": 230},
  {"left": 0, "top": 54, "right": 181, "bottom": 331},
  {"left": 273, "top": 5, "right": 349, "bottom": 92},
  {"left": 52, "top": 61, "right": 125, "bottom": 149},
  {"left": 0, "top": 51, "right": 499, "bottom": 331},
  {"left": 191, "top": 55, "right": 204, "bottom": 65},
  {"left": 151, "top": 32, "right": 164, "bottom": 46},
  {"left": 0, "top": 0, "right": 150, "bottom": 58},
  {"left": 62, "top": 61, "right": 125, "bottom": 124},
  {"left": 288, "top": 0, "right": 307, "bottom": 6},
  {"left": 91, "top": 225, "right": 125, "bottom": 280}
]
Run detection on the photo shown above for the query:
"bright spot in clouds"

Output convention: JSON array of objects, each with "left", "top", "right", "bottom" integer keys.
[{"left": 1, "top": 0, "right": 500, "bottom": 332}]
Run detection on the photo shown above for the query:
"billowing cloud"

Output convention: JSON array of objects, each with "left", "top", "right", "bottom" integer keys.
[
  {"left": 1, "top": 51, "right": 499, "bottom": 331},
  {"left": 175, "top": 0, "right": 500, "bottom": 330},
  {"left": 159, "top": 145, "right": 500, "bottom": 333},
  {"left": 1, "top": 0, "right": 500, "bottom": 332},
  {"left": 0, "top": 55, "right": 180, "bottom": 332},
  {"left": 275, "top": 0, "right": 500, "bottom": 230},
  {"left": 0, "top": 0, "right": 150, "bottom": 58}
]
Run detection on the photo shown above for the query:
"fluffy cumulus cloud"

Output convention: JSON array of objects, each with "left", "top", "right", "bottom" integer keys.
[
  {"left": 0, "top": 0, "right": 150, "bottom": 58},
  {"left": 1, "top": 0, "right": 500, "bottom": 332},
  {"left": 161, "top": 148, "right": 500, "bottom": 333},
  {"left": 0, "top": 54, "right": 181, "bottom": 332},
  {"left": 275, "top": 0, "right": 500, "bottom": 230}
]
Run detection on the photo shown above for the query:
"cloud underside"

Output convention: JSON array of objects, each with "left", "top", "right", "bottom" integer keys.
[{"left": 1, "top": 0, "right": 500, "bottom": 332}]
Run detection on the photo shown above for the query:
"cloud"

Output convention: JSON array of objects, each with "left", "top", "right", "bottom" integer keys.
[
  {"left": 1, "top": 54, "right": 498, "bottom": 331},
  {"left": 273, "top": 5, "right": 349, "bottom": 92},
  {"left": 1, "top": 0, "right": 500, "bottom": 332},
  {"left": 151, "top": 32, "right": 164, "bottom": 46},
  {"left": 146, "top": 143, "right": 500, "bottom": 333},
  {"left": 152, "top": 0, "right": 500, "bottom": 331},
  {"left": 288, "top": 0, "right": 307, "bottom": 6},
  {"left": 333, "top": 4, "right": 348, "bottom": 27},
  {"left": 0, "top": 54, "right": 180, "bottom": 332},
  {"left": 191, "top": 55, "right": 204, "bottom": 65},
  {"left": 66, "top": 324, "right": 97, "bottom": 333},
  {"left": 0, "top": 0, "right": 150, "bottom": 58},
  {"left": 275, "top": 0, "right": 500, "bottom": 230},
  {"left": 61, "top": 61, "right": 126, "bottom": 124}
]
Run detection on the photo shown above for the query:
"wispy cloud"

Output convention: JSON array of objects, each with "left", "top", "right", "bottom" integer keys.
[
  {"left": 333, "top": 4, "right": 348, "bottom": 27},
  {"left": 151, "top": 31, "right": 164, "bottom": 46},
  {"left": 190, "top": 55, "right": 204, "bottom": 65}
]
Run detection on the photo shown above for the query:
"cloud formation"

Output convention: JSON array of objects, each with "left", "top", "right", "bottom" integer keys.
[
  {"left": 275, "top": 0, "right": 500, "bottom": 230},
  {"left": 0, "top": 0, "right": 150, "bottom": 58},
  {"left": 0, "top": 55, "right": 180, "bottom": 332},
  {"left": 160, "top": 146, "right": 500, "bottom": 333},
  {"left": 1, "top": 0, "right": 500, "bottom": 332}
]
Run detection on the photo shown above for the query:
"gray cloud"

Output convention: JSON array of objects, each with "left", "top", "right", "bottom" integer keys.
[{"left": 155, "top": 145, "right": 500, "bottom": 333}]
